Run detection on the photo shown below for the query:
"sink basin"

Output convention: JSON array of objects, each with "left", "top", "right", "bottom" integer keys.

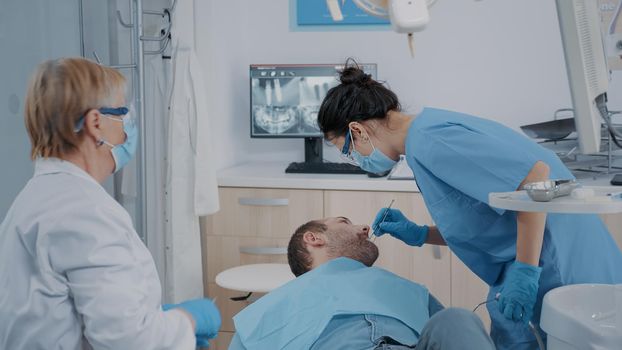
[{"left": 540, "top": 284, "right": 622, "bottom": 350}]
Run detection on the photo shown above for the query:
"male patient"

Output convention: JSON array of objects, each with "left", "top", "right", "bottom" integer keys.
[{"left": 228, "top": 217, "right": 494, "bottom": 350}]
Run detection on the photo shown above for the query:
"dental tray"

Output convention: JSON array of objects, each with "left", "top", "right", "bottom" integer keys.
[
  {"left": 489, "top": 186, "right": 622, "bottom": 214},
  {"left": 523, "top": 179, "right": 579, "bottom": 202}
]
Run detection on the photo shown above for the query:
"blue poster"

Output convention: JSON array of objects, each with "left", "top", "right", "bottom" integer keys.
[{"left": 296, "top": 0, "right": 390, "bottom": 26}]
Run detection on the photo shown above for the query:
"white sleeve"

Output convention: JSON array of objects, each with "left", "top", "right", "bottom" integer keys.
[{"left": 46, "top": 205, "right": 195, "bottom": 350}]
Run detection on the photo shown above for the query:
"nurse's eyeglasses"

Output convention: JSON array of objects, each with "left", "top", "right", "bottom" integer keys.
[
  {"left": 74, "top": 107, "right": 129, "bottom": 133},
  {"left": 339, "top": 129, "right": 360, "bottom": 166}
]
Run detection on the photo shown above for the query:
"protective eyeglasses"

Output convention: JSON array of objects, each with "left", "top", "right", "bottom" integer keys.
[
  {"left": 74, "top": 106, "right": 129, "bottom": 133},
  {"left": 339, "top": 129, "right": 360, "bottom": 165}
]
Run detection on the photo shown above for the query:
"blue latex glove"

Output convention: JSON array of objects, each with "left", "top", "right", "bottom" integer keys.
[
  {"left": 196, "top": 336, "right": 210, "bottom": 348},
  {"left": 372, "top": 208, "right": 429, "bottom": 247},
  {"left": 163, "top": 298, "right": 221, "bottom": 343},
  {"left": 498, "top": 261, "right": 542, "bottom": 324}
]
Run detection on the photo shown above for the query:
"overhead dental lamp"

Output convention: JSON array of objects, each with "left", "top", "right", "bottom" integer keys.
[{"left": 326, "top": 0, "right": 438, "bottom": 56}]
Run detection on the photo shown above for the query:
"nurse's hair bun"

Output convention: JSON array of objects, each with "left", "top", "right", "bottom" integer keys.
[{"left": 339, "top": 60, "right": 373, "bottom": 86}]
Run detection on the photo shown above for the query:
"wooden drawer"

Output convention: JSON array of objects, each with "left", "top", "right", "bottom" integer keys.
[
  {"left": 600, "top": 213, "right": 622, "bottom": 251},
  {"left": 323, "top": 190, "right": 451, "bottom": 306},
  {"left": 207, "top": 331, "right": 234, "bottom": 350},
  {"left": 206, "top": 283, "right": 267, "bottom": 333},
  {"left": 450, "top": 254, "right": 491, "bottom": 331},
  {"left": 202, "top": 187, "right": 323, "bottom": 238},
  {"left": 203, "top": 235, "right": 289, "bottom": 284}
]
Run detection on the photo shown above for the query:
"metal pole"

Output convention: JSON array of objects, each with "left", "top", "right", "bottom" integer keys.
[
  {"left": 78, "top": 0, "right": 85, "bottom": 57},
  {"left": 608, "top": 130, "right": 613, "bottom": 174},
  {"left": 132, "top": 0, "right": 148, "bottom": 244},
  {"left": 108, "top": 64, "right": 137, "bottom": 69}
]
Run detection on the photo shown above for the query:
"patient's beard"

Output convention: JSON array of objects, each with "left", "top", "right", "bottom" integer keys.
[{"left": 326, "top": 232, "right": 379, "bottom": 267}]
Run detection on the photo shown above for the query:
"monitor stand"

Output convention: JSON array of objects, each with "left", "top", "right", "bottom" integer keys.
[
  {"left": 284, "top": 137, "right": 366, "bottom": 174},
  {"left": 304, "top": 137, "right": 323, "bottom": 164}
]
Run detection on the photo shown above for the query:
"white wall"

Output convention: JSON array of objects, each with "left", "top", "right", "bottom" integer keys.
[{"left": 195, "top": 0, "right": 622, "bottom": 171}]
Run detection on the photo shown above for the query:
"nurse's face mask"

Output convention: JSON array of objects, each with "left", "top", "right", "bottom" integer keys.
[
  {"left": 340, "top": 128, "right": 397, "bottom": 174},
  {"left": 74, "top": 107, "right": 138, "bottom": 173}
]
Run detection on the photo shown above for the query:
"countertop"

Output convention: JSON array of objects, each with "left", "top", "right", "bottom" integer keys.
[
  {"left": 217, "top": 162, "right": 622, "bottom": 192},
  {"left": 217, "top": 162, "right": 420, "bottom": 192}
]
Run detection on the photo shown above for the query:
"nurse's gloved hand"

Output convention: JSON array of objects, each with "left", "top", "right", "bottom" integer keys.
[
  {"left": 372, "top": 208, "right": 429, "bottom": 247},
  {"left": 498, "top": 261, "right": 542, "bottom": 324},
  {"left": 163, "top": 298, "right": 221, "bottom": 342}
]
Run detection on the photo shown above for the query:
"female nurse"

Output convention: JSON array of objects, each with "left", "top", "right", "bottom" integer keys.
[
  {"left": 318, "top": 63, "right": 622, "bottom": 350},
  {"left": 0, "top": 58, "right": 220, "bottom": 349}
]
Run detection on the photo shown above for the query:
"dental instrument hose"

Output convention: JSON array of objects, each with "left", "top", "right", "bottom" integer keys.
[
  {"left": 473, "top": 294, "right": 545, "bottom": 350},
  {"left": 407, "top": 33, "right": 415, "bottom": 58},
  {"left": 597, "top": 93, "right": 622, "bottom": 148},
  {"left": 528, "top": 321, "right": 545, "bottom": 350}
]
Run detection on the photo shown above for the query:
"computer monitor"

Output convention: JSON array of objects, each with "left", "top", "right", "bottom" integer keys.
[
  {"left": 250, "top": 63, "right": 377, "bottom": 164},
  {"left": 556, "top": 0, "right": 611, "bottom": 154}
]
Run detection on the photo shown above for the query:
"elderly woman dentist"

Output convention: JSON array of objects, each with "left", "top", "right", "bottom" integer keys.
[{"left": 0, "top": 58, "right": 220, "bottom": 349}]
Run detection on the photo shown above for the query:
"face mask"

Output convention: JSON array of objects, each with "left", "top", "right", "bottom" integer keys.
[
  {"left": 100, "top": 113, "right": 138, "bottom": 173},
  {"left": 351, "top": 147, "right": 397, "bottom": 174},
  {"left": 341, "top": 127, "right": 397, "bottom": 174}
]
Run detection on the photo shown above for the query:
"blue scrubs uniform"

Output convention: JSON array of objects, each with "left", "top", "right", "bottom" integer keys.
[{"left": 405, "top": 108, "right": 622, "bottom": 350}]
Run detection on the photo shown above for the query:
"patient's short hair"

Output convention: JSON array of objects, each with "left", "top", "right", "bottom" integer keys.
[{"left": 287, "top": 220, "right": 327, "bottom": 277}]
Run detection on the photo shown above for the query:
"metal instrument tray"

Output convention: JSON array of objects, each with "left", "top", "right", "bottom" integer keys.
[{"left": 489, "top": 186, "right": 622, "bottom": 214}]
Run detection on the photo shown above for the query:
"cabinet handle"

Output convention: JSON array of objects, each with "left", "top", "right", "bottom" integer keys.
[
  {"left": 239, "top": 246, "right": 287, "bottom": 255},
  {"left": 431, "top": 246, "right": 442, "bottom": 260},
  {"left": 238, "top": 198, "right": 289, "bottom": 206}
]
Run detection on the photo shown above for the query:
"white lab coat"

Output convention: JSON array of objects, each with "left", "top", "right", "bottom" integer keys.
[
  {"left": 0, "top": 158, "right": 195, "bottom": 350},
  {"left": 144, "top": 53, "right": 172, "bottom": 290},
  {"left": 165, "top": 0, "right": 219, "bottom": 302}
]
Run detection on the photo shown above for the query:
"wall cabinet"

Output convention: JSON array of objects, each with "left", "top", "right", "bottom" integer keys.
[{"left": 201, "top": 187, "right": 321, "bottom": 342}]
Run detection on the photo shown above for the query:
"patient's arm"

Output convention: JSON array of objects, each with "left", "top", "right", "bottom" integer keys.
[{"left": 424, "top": 226, "right": 446, "bottom": 246}]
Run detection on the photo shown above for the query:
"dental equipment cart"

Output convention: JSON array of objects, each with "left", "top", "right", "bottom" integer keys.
[{"left": 489, "top": 185, "right": 622, "bottom": 350}]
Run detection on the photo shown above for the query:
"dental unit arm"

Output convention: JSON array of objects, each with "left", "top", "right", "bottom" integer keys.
[{"left": 326, "top": 0, "right": 436, "bottom": 57}]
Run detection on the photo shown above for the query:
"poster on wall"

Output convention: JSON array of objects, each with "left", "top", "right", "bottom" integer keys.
[
  {"left": 600, "top": 0, "right": 622, "bottom": 70},
  {"left": 296, "top": 0, "right": 390, "bottom": 26}
]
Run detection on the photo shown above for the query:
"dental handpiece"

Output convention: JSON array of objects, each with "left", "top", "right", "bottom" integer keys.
[
  {"left": 472, "top": 292, "right": 501, "bottom": 312},
  {"left": 370, "top": 199, "right": 396, "bottom": 241}
]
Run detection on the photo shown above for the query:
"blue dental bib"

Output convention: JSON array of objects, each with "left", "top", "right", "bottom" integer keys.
[{"left": 233, "top": 258, "right": 430, "bottom": 349}]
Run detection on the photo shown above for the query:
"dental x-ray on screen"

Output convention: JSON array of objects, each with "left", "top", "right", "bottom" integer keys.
[{"left": 250, "top": 64, "right": 377, "bottom": 138}]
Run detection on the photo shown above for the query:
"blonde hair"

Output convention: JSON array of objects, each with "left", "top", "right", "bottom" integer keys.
[{"left": 24, "top": 57, "right": 126, "bottom": 159}]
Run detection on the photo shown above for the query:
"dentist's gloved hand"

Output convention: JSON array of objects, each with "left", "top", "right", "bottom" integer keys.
[
  {"left": 372, "top": 208, "right": 429, "bottom": 247},
  {"left": 163, "top": 298, "right": 221, "bottom": 344},
  {"left": 498, "top": 261, "right": 542, "bottom": 324},
  {"left": 196, "top": 336, "right": 210, "bottom": 348}
]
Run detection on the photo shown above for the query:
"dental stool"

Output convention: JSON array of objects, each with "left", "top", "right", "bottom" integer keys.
[
  {"left": 215, "top": 246, "right": 295, "bottom": 301},
  {"left": 216, "top": 263, "right": 295, "bottom": 298},
  {"left": 540, "top": 284, "right": 622, "bottom": 350}
]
